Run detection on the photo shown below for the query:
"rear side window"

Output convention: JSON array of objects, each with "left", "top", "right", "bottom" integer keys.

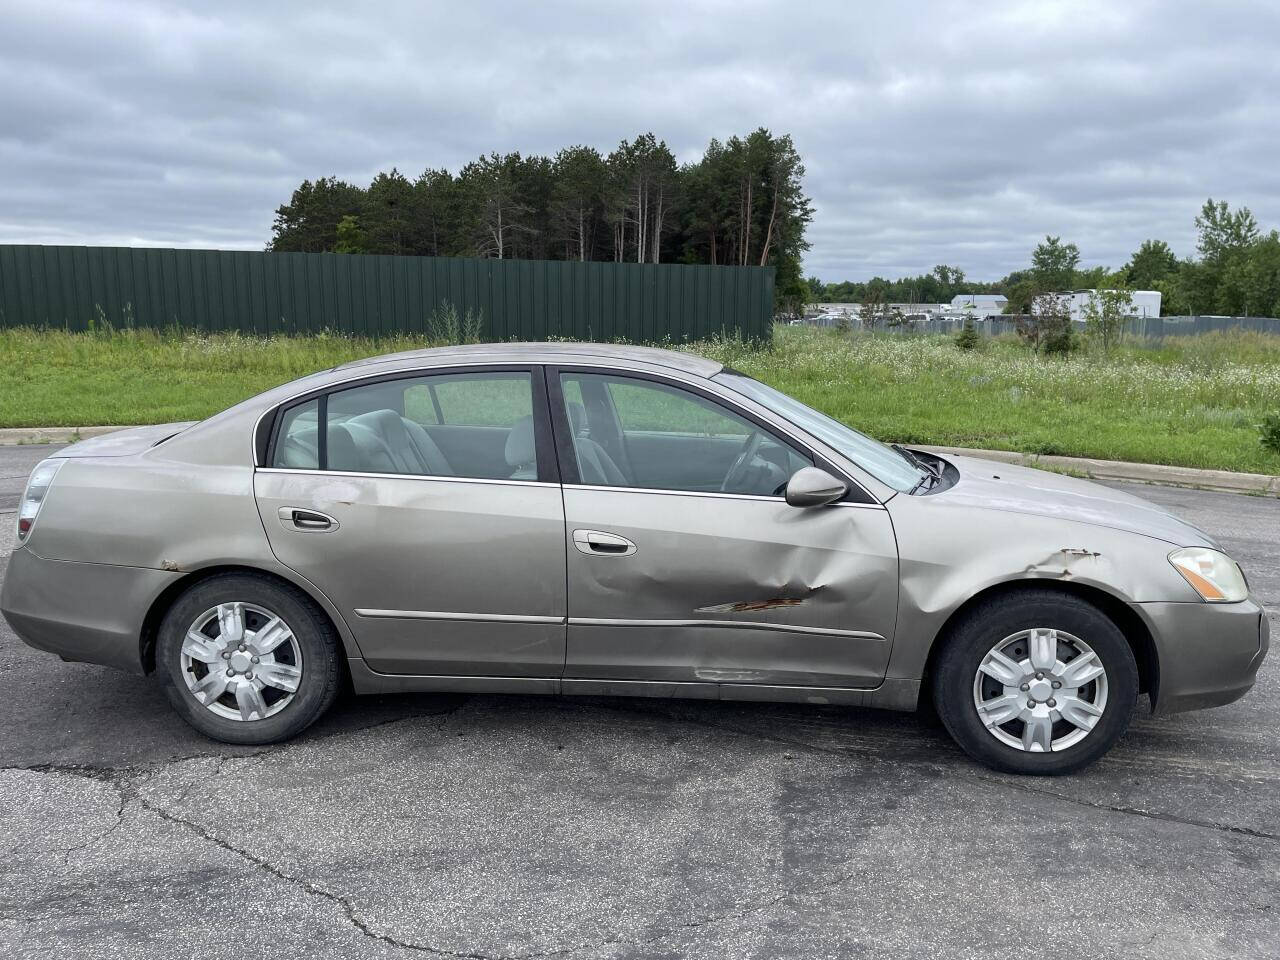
[
  {"left": 403, "top": 376, "right": 533, "bottom": 427},
  {"left": 271, "top": 372, "right": 539, "bottom": 482}
]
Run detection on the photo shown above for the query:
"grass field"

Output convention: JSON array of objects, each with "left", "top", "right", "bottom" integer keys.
[{"left": 2, "top": 324, "right": 1278, "bottom": 473}]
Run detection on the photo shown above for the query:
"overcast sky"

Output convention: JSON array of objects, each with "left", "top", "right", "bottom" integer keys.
[{"left": 3, "top": 0, "right": 1278, "bottom": 281}]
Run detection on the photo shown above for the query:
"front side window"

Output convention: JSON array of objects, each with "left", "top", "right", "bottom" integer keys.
[
  {"left": 714, "top": 372, "right": 925, "bottom": 493},
  {"left": 272, "top": 371, "right": 538, "bottom": 481},
  {"left": 559, "top": 372, "right": 809, "bottom": 496}
]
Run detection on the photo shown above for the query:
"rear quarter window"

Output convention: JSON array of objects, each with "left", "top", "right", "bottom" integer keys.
[{"left": 271, "top": 399, "right": 320, "bottom": 469}]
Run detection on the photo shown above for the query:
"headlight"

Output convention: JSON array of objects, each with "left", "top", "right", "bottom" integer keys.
[
  {"left": 16, "top": 459, "right": 64, "bottom": 543},
  {"left": 1168, "top": 547, "right": 1248, "bottom": 603}
]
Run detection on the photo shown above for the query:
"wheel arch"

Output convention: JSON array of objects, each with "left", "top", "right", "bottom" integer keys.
[
  {"left": 919, "top": 579, "right": 1159, "bottom": 709},
  {"left": 139, "top": 563, "right": 356, "bottom": 675}
]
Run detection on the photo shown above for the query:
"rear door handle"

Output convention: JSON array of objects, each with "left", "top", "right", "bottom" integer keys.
[
  {"left": 572, "top": 529, "right": 636, "bottom": 557},
  {"left": 278, "top": 507, "right": 338, "bottom": 532}
]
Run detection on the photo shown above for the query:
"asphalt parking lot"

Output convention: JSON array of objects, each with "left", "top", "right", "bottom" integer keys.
[{"left": 1, "top": 442, "right": 1276, "bottom": 959}]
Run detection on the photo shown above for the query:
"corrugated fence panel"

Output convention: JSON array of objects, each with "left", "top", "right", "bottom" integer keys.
[
  {"left": 0, "top": 245, "right": 775, "bottom": 342},
  {"left": 805, "top": 312, "right": 1280, "bottom": 340}
]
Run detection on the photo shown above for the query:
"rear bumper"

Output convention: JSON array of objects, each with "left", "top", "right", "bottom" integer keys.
[
  {"left": 1141, "top": 597, "right": 1270, "bottom": 715},
  {"left": 0, "top": 547, "right": 178, "bottom": 674}
]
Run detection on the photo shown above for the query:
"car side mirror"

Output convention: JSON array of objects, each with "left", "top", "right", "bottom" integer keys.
[{"left": 784, "top": 467, "right": 847, "bottom": 508}]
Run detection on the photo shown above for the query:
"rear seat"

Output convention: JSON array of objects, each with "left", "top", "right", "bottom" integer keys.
[{"left": 340, "top": 409, "right": 454, "bottom": 476}]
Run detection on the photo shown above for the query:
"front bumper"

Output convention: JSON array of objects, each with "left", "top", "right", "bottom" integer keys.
[
  {"left": 0, "top": 547, "right": 179, "bottom": 674},
  {"left": 1140, "top": 597, "right": 1270, "bottom": 715}
]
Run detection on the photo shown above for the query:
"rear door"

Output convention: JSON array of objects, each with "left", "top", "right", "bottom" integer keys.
[
  {"left": 254, "top": 366, "right": 567, "bottom": 677},
  {"left": 550, "top": 367, "right": 899, "bottom": 692}
]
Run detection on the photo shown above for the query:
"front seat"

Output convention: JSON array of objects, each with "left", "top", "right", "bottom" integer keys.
[
  {"left": 566, "top": 401, "right": 628, "bottom": 486},
  {"left": 505, "top": 416, "right": 537, "bottom": 480}
]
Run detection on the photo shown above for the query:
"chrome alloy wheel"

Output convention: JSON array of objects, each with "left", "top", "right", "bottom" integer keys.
[
  {"left": 179, "top": 602, "right": 303, "bottom": 722},
  {"left": 972, "top": 628, "right": 1109, "bottom": 753}
]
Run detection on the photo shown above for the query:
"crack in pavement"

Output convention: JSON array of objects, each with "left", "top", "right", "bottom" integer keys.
[
  {"left": 1, "top": 763, "right": 142, "bottom": 863},
  {"left": 977, "top": 775, "right": 1280, "bottom": 842},
  {"left": 7, "top": 759, "right": 489, "bottom": 958},
  {"left": 0, "top": 700, "right": 468, "bottom": 778},
  {"left": 141, "top": 772, "right": 876, "bottom": 960},
  {"left": 9, "top": 696, "right": 1277, "bottom": 958},
  {"left": 6, "top": 702, "right": 872, "bottom": 960},
  {"left": 571, "top": 700, "right": 1280, "bottom": 845},
  {"left": 57, "top": 778, "right": 133, "bottom": 865},
  {"left": 135, "top": 793, "right": 520, "bottom": 960}
]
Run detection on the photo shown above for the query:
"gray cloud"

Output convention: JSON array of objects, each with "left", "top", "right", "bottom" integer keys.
[{"left": 2, "top": 0, "right": 1277, "bottom": 279}]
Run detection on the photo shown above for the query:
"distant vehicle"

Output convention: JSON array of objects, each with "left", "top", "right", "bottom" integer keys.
[{"left": 2, "top": 343, "right": 1267, "bottom": 774}]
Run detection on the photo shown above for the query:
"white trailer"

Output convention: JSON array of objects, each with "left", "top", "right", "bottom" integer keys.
[{"left": 1061, "top": 289, "right": 1162, "bottom": 323}]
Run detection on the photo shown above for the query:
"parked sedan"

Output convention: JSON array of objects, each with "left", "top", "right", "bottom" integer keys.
[{"left": 2, "top": 343, "right": 1268, "bottom": 774}]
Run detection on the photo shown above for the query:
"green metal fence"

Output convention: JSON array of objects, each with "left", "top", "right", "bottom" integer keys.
[{"left": 0, "top": 245, "right": 775, "bottom": 342}]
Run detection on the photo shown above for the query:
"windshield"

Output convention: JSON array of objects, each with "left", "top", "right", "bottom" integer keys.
[{"left": 714, "top": 372, "right": 927, "bottom": 493}]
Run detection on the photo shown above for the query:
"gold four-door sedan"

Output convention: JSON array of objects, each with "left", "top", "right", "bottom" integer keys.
[{"left": 2, "top": 343, "right": 1268, "bottom": 774}]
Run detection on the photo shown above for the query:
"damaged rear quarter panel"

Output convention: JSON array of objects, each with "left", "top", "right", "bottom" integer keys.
[{"left": 883, "top": 494, "right": 1203, "bottom": 681}]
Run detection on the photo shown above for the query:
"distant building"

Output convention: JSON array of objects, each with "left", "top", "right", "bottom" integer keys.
[
  {"left": 888, "top": 303, "right": 948, "bottom": 317},
  {"left": 1057, "top": 290, "right": 1162, "bottom": 323},
  {"left": 950, "top": 294, "right": 1008, "bottom": 318}
]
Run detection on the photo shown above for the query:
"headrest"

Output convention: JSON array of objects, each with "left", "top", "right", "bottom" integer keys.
[
  {"left": 505, "top": 416, "right": 536, "bottom": 467},
  {"left": 325, "top": 424, "right": 361, "bottom": 472},
  {"left": 566, "top": 401, "right": 588, "bottom": 437}
]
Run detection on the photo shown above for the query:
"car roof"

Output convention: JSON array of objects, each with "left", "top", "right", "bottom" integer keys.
[{"left": 330, "top": 341, "right": 722, "bottom": 379}]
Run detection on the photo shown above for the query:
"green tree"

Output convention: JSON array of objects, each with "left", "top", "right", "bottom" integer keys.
[
  {"left": 550, "top": 146, "right": 608, "bottom": 261},
  {"left": 859, "top": 287, "right": 886, "bottom": 330},
  {"left": 1195, "top": 198, "right": 1259, "bottom": 264},
  {"left": 266, "top": 129, "right": 813, "bottom": 278},
  {"left": 1017, "top": 293, "right": 1075, "bottom": 355},
  {"left": 362, "top": 169, "right": 414, "bottom": 255},
  {"left": 1030, "top": 235, "right": 1081, "bottom": 291},
  {"left": 954, "top": 317, "right": 979, "bottom": 350},
  {"left": 1125, "top": 239, "right": 1179, "bottom": 288},
  {"left": 608, "top": 133, "right": 679, "bottom": 263},
  {"left": 1190, "top": 198, "right": 1261, "bottom": 315},
  {"left": 1204, "top": 228, "right": 1280, "bottom": 318},
  {"left": 410, "top": 168, "right": 459, "bottom": 256},
  {"left": 776, "top": 269, "right": 810, "bottom": 323},
  {"left": 1081, "top": 285, "right": 1134, "bottom": 355},
  {"left": 269, "top": 176, "right": 363, "bottom": 252},
  {"left": 456, "top": 153, "right": 532, "bottom": 260},
  {"left": 333, "top": 215, "right": 367, "bottom": 254}
]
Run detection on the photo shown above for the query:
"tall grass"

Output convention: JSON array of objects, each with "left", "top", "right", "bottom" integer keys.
[{"left": 2, "top": 323, "right": 1278, "bottom": 473}]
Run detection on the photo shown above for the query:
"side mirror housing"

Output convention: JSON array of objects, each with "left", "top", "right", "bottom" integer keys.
[{"left": 784, "top": 467, "right": 847, "bottom": 508}]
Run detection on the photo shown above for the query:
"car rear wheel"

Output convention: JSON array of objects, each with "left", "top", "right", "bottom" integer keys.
[
  {"left": 157, "top": 573, "right": 341, "bottom": 744},
  {"left": 932, "top": 590, "right": 1138, "bottom": 775}
]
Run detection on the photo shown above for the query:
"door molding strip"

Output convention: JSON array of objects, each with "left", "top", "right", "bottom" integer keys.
[
  {"left": 355, "top": 609, "right": 565, "bottom": 624},
  {"left": 569, "top": 617, "right": 885, "bottom": 641},
  {"left": 352, "top": 609, "right": 884, "bottom": 641}
]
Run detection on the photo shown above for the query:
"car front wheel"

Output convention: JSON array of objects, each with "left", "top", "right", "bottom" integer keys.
[
  {"left": 157, "top": 573, "right": 341, "bottom": 744},
  {"left": 932, "top": 590, "right": 1139, "bottom": 775}
]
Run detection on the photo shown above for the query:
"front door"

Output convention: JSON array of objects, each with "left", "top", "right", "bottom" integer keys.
[
  {"left": 551, "top": 369, "right": 899, "bottom": 691},
  {"left": 254, "top": 366, "right": 566, "bottom": 677}
]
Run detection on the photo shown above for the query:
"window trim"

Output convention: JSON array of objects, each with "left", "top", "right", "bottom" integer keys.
[
  {"left": 543, "top": 365, "right": 876, "bottom": 504},
  {"left": 263, "top": 364, "right": 559, "bottom": 485}
]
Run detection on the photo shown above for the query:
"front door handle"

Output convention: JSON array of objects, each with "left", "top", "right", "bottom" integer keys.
[
  {"left": 278, "top": 506, "right": 339, "bottom": 532},
  {"left": 572, "top": 529, "right": 636, "bottom": 557}
]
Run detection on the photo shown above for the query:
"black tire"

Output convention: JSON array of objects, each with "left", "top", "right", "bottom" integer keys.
[
  {"left": 157, "top": 573, "right": 341, "bottom": 745},
  {"left": 931, "top": 589, "right": 1138, "bottom": 775}
]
